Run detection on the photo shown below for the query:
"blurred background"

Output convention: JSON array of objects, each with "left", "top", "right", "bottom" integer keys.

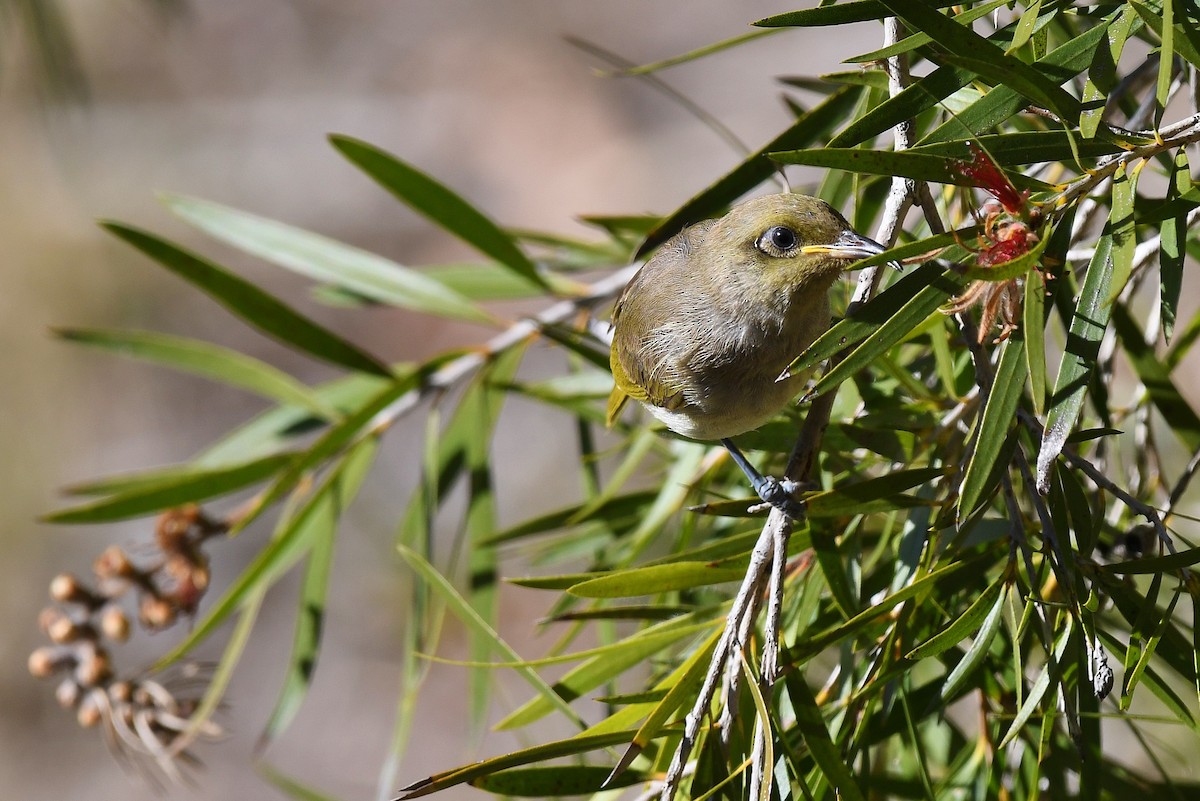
[{"left": 0, "top": 2, "right": 874, "bottom": 799}]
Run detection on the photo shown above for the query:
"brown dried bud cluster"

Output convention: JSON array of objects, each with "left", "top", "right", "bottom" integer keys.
[{"left": 30, "top": 504, "right": 227, "bottom": 782}]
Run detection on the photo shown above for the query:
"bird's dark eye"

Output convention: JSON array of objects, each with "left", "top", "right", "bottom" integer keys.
[{"left": 758, "top": 225, "right": 798, "bottom": 254}]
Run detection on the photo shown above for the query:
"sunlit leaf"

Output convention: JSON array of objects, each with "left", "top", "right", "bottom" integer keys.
[
  {"left": 55, "top": 327, "right": 339, "bottom": 420},
  {"left": 163, "top": 194, "right": 494, "bottom": 323},
  {"left": 330, "top": 135, "right": 547, "bottom": 290},
  {"left": 102, "top": 222, "right": 392, "bottom": 377}
]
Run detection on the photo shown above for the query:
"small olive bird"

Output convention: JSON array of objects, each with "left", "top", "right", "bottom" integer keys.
[{"left": 606, "top": 193, "right": 886, "bottom": 518}]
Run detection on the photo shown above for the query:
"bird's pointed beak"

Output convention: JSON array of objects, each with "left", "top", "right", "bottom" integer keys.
[{"left": 801, "top": 230, "right": 900, "bottom": 270}]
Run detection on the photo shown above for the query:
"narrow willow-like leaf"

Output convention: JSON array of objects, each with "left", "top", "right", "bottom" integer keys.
[
  {"left": 257, "top": 763, "right": 342, "bottom": 801},
  {"left": 612, "top": 29, "right": 778, "bottom": 76},
  {"left": 784, "top": 670, "right": 866, "bottom": 801},
  {"left": 1096, "top": 627, "right": 1199, "bottom": 731},
  {"left": 939, "top": 582, "right": 1007, "bottom": 700},
  {"left": 785, "top": 257, "right": 960, "bottom": 378},
  {"left": 257, "top": 438, "right": 350, "bottom": 747},
  {"left": 1106, "top": 159, "right": 1140, "bottom": 303},
  {"left": 397, "top": 730, "right": 638, "bottom": 800},
  {"left": 45, "top": 452, "right": 294, "bottom": 523},
  {"left": 1113, "top": 303, "right": 1200, "bottom": 451},
  {"left": 1123, "top": 582, "right": 1179, "bottom": 710},
  {"left": 635, "top": 85, "right": 862, "bottom": 258},
  {"left": 997, "top": 616, "right": 1074, "bottom": 748},
  {"left": 56, "top": 327, "right": 339, "bottom": 420},
  {"left": 230, "top": 363, "right": 430, "bottom": 535},
  {"left": 910, "top": 131, "right": 1131, "bottom": 166},
  {"left": 811, "top": 524, "right": 857, "bottom": 619},
  {"left": 791, "top": 556, "right": 982, "bottom": 662},
  {"left": 102, "top": 222, "right": 392, "bottom": 377},
  {"left": 808, "top": 468, "right": 944, "bottom": 516},
  {"left": 569, "top": 562, "right": 745, "bottom": 599},
  {"left": 754, "top": 1, "right": 959, "bottom": 28},
  {"left": 398, "top": 546, "right": 584, "bottom": 728},
  {"left": 1157, "top": 0, "right": 1176, "bottom": 111},
  {"left": 154, "top": 438, "right": 378, "bottom": 671},
  {"left": 1024, "top": 268, "right": 1047, "bottom": 415},
  {"left": 1036, "top": 168, "right": 1125, "bottom": 493},
  {"left": 1103, "top": 544, "right": 1200, "bottom": 574},
  {"left": 465, "top": 348, "right": 524, "bottom": 730},
  {"left": 163, "top": 194, "right": 493, "bottom": 323},
  {"left": 601, "top": 627, "right": 721, "bottom": 784},
  {"left": 192, "top": 371, "right": 395, "bottom": 469},
  {"left": 486, "top": 490, "right": 658, "bottom": 544},
  {"left": 472, "top": 766, "right": 643, "bottom": 795},
  {"left": 958, "top": 334, "right": 1027, "bottom": 521},
  {"left": 1161, "top": 149, "right": 1190, "bottom": 342},
  {"left": 330, "top": 135, "right": 546, "bottom": 290},
  {"left": 847, "top": 0, "right": 1009, "bottom": 62},
  {"left": 878, "top": 0, "right": 1080, "bottom": 121},
  {"left": 1081, "top": 5, "right": 1140, "bottom": 138},
  {"left": 496, "top": 620, "right": 715, "bottom": 730},
  {"left": 919, "top": 19, "right": 1113, "bottom": 144},
  {"left": 909, "top": 577, "right": 1006, "bottom": 660},
  {"left": 1008, "top": 0, "right": 1042, "bottom": 52},
  {"left": 804, "top": 268, "right": 971, "bottom": 399}
]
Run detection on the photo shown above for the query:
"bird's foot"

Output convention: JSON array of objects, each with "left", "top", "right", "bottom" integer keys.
[{"left": 747, "top": 476, "right": 806, "bottom": 520}]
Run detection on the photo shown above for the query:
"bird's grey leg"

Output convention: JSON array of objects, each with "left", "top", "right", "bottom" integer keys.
[{"left": 720, "top": 438, "right": 806, "bottom": 519}]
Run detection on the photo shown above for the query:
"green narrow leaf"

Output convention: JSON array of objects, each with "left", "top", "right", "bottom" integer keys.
[
  {"left": 329, "top": 135, "right": 546, "bottom": 290},
  {"left": 804, "top": 267, "right": 971, "bottom": 400},
  {"left": 495, "top": 620, "right": 716, "bottom": 730},
  {"left": 1113, "top": 302, "right": 1200, "bottom": 451},
  {"left": 153, "top": 438, "right": 379, "bottom": 671},
  {"left": 784, "top": 670, "right": 866, "bottom": 801},
  {"left": 1107, "top": 160, "right": 1141, "bottom": 303},
  {"left": 772, "top": 148, "right": 1048, "bottom": 190},
  {"left": 569, "top": 563, "right": 746, "bottom": 599},
  {"left": 464, "top": 347, "right": 523, "bottom": 730},
  {"left": 918, "top": 19, "right": 1113, "bottom": 145},
  {"left": 792, "top": 556, "right": 982, "bottom": 662},
  {"left": 232, "top": 365, "right": 427, "bottom": 535},
  {"left": 600, "top": 627, "right": 722, "bottom": 781},
  {"left": 1161, "top": 149, "right": 1190, "bottom": 342},
  {"left": 1158, "top": 0, "right": 1177, "bottom": 111},
  {"left": 909, "top": 577, "right": 1006, "bottom": 661},
  {"left": 1008, "top": 0, "right": 1042, "bottom": 53},
  {"left": 1024, "top": 268, "right": 1047, "bottom": 415},
  {"left": 163, "top": 194, "right": 494, "bottom": 323},
  {"left": 635, "top": 85, "right": 863, "bottom": 258},
  {"left": 958, "top": 334, "right": 1027, "bottom": 521},
  {"left": 45, "top": 452, "right": 294, "bottom": 523},
  {"left": 1080, "top": 5, "right": 1140, "bottom": 138},
  {"left": 398, "top": 545, "right": 585, "bottom": 728},
  {"left": 1102, "top": 544, "right": 1200, "bottom": 574},
  {"left": 55, "top": 327, "right": 339, "bottom": 420},
  {"left": 612, "top": 29, "right": 779, "bottom": 75},
  {"left": 878, "top": 0, "right": 1081, "bottom": 121},
  {"left": 754, "top": 1, "right": 959, "bottom": 28},
  {"left": 397, "top": 729, "right": 638, "bottom": 800},
  {"left": 997, "top": 615, "right": 1074, "bottom": 748},
  {"left": 472, "top": 766, "right": 643, "bottom": 796},
  {"left": 1035, "top": 166, "right": 1129, "bottom": 493},
  {"left": 847, "top": 0, "right": 1010, "bottom": 62},
  {"left": 785, "top": 254, "right": 966, "bottom": 377},
  {"left": 939, "top": 581, "right": 1007, "bottom": 700},
  {"left": 102, "top": 223, "right": 392, "bottom": 377},
  {"left": 259, "top": 439, "right": 377, "bottom": 746}
]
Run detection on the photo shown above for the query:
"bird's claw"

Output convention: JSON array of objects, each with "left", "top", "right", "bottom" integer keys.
[{"left": 748, "top": 476, "right": 806, "bottom": 520}]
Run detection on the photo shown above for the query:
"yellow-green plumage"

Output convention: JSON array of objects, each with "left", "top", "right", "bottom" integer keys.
[{"left": 607, "top": 193, "right": 882, "bottom": 441}]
